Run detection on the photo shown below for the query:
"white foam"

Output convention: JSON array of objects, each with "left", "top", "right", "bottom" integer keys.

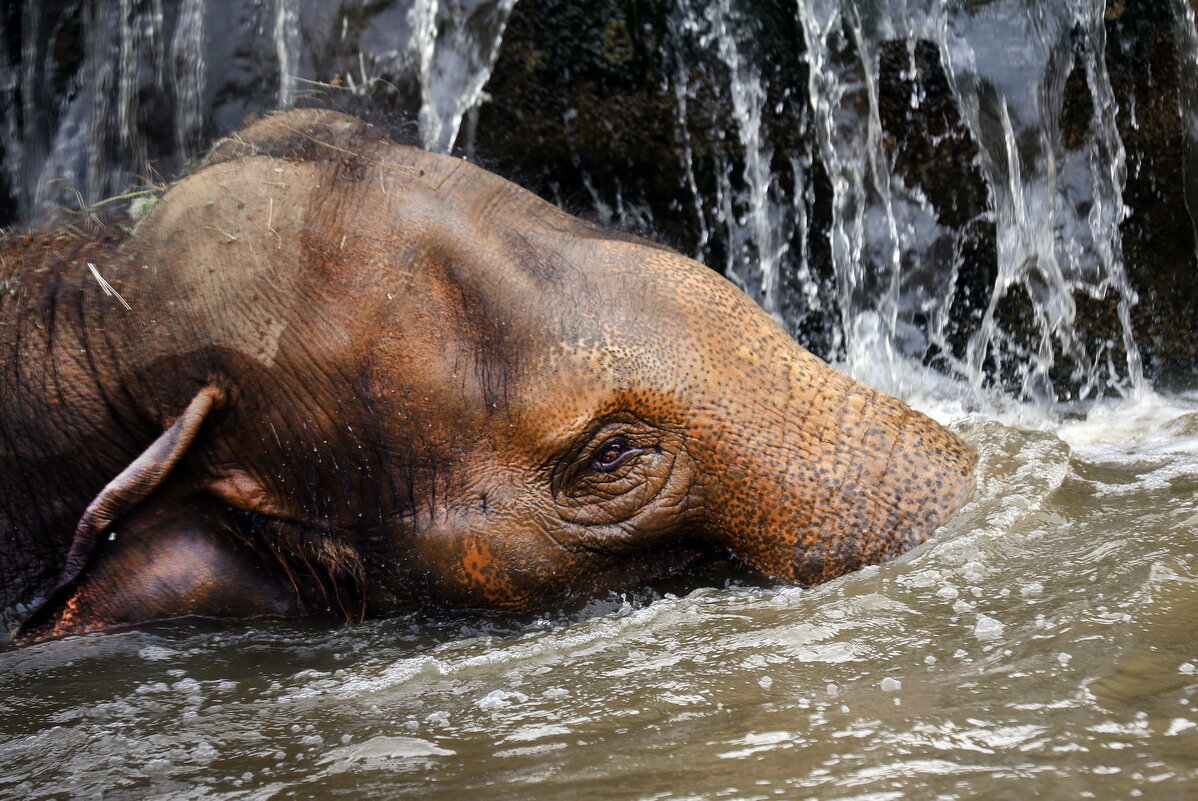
[
  {"left": 477, "top": 689, "right": 529, "bottom": 711},
  {"left": 316, "top": 735, "right": 454, "bottom": 770},
  {"left": 974, "top": 616, "right": 1005, "bottom": 640}
]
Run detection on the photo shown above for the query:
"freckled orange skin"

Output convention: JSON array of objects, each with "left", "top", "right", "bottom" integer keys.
[{"left": 1, "top": 110, "right": 975, "bottom": 642}]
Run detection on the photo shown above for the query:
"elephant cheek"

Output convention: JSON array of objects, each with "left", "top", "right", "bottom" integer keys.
[
  {"left": 454, "top": 533, "right": 534, "bottom": 608},
  {"left": 407, "top": 526, "right": 574, "bottom": 610}
]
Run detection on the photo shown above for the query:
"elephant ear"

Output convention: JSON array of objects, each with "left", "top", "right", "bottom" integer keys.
[{"left": 49, "top": 384, "right": 225, "bottom": 602}]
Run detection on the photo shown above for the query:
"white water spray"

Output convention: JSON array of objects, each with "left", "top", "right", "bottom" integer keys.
[
  {"left": 413, "top": 0, "right": 519, "bottom": 153},
  {"left": 274, "top": 0, "right": 300, "bottom": 108},
  {"left": 672, "top": 0, "right": 803, "bottom": 328},
  {"left": 795, "top": 0, "right": 1144, "bottom": 406},
  {"left": 171, "top": 0, "right": 206, "bottom": 158}
]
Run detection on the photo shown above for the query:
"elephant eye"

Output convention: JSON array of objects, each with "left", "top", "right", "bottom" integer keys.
[{"left": 591, "top": 436, "right": 636, "bottom": 473}]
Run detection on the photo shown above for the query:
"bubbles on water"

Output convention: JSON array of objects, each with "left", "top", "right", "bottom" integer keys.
[
  {"left": 137, "top": 645, "right": 179, "bottom": 662},
  {"left": 1165, "top": 719, "right": 1196, "bottom": 736},
  {"left": 961, "top": 561, "right": 986, "bottom": 583},
  {"left": 973, "top": 615, "right": 1004, "bottom": 640},
  {"left": 477, "top": 689, "right": 529, "bottom": 711},
  {"left": 316, "top": 735, "right": 455, "bottom": 771}
]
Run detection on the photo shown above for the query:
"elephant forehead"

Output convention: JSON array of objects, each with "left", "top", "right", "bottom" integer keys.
[
  {"left": 370, "top": 332, "right": 602, "bottom": 420},
  {"left": 362, "top": 260, "right": 678, "bottom": 409},
  {"left": 353, "top": 210, "right": 731, "bottom": 452},
  {"left": 363, "top": 328, "right": 682, "bottom": 471}
]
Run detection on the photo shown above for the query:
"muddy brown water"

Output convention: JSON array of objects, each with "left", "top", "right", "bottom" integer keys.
[{"left": 2, "top": 393, "right": 1196, "bottom": 800}]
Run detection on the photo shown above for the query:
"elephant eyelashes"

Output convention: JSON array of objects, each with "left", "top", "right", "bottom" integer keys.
[{"left": 591, "top": 437, "right": 637, "bottom": 473}]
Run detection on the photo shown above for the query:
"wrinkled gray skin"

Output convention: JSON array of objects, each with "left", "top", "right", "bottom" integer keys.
[{"left": 0, "top": 110, "right": 975, "bottom": 643}]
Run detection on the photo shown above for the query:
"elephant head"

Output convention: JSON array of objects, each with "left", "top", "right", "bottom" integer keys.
[{"left": 3, "top": 110, "right": 974, "bottom": 638}]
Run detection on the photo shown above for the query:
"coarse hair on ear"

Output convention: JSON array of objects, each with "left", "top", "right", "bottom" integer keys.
[{"left": 225, "top": 513, "right": 367, "bottom": 623}]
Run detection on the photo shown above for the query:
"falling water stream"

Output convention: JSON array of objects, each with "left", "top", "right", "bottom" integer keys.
[{"left": 1, "top": 1, "right": 1196, "bottom": 798}]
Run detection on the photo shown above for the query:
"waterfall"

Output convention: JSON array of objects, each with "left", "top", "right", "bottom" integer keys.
[
  {"left": 274, "top": 0, "right": 300, "bottom": 109},
  {"left": 793, "top": 0, "right": 1144, "bottom": 405},
  {"left": 270, "top": 0, "right": 517, "bottom": 153},
  {"left": 0, "top": 0, "right": 518, "bottom": 224},
  {"left": 0, "top": 0, "right": 1176, "bottom": 409},
  {"left": 670, "top": 0, "right": 809, "bottom": 332},
  {"left": 171, "top": 0, "right": 206, "bottom": 158},
  {"left": 413, "top": 0, "right": 519, "bottom": 153},
  {"left": 796, "top": 0, "right": 921, "bottom": 395},
  {"left": 658, "top": 0, "right": 1145, "bottom": 405}
]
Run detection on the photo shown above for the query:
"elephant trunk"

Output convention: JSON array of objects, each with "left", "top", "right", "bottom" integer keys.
[{"left": 700, "top": 346, "right": 976, "bottom": 586}]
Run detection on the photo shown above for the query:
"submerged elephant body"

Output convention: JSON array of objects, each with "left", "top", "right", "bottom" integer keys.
[{"left": 0, "top": 110, "right": 975, "bottom": 642}]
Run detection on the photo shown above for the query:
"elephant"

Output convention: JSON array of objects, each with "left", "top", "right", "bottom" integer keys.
[{"left": 0, "top": 109, "right": 976, "bottom": 644}]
